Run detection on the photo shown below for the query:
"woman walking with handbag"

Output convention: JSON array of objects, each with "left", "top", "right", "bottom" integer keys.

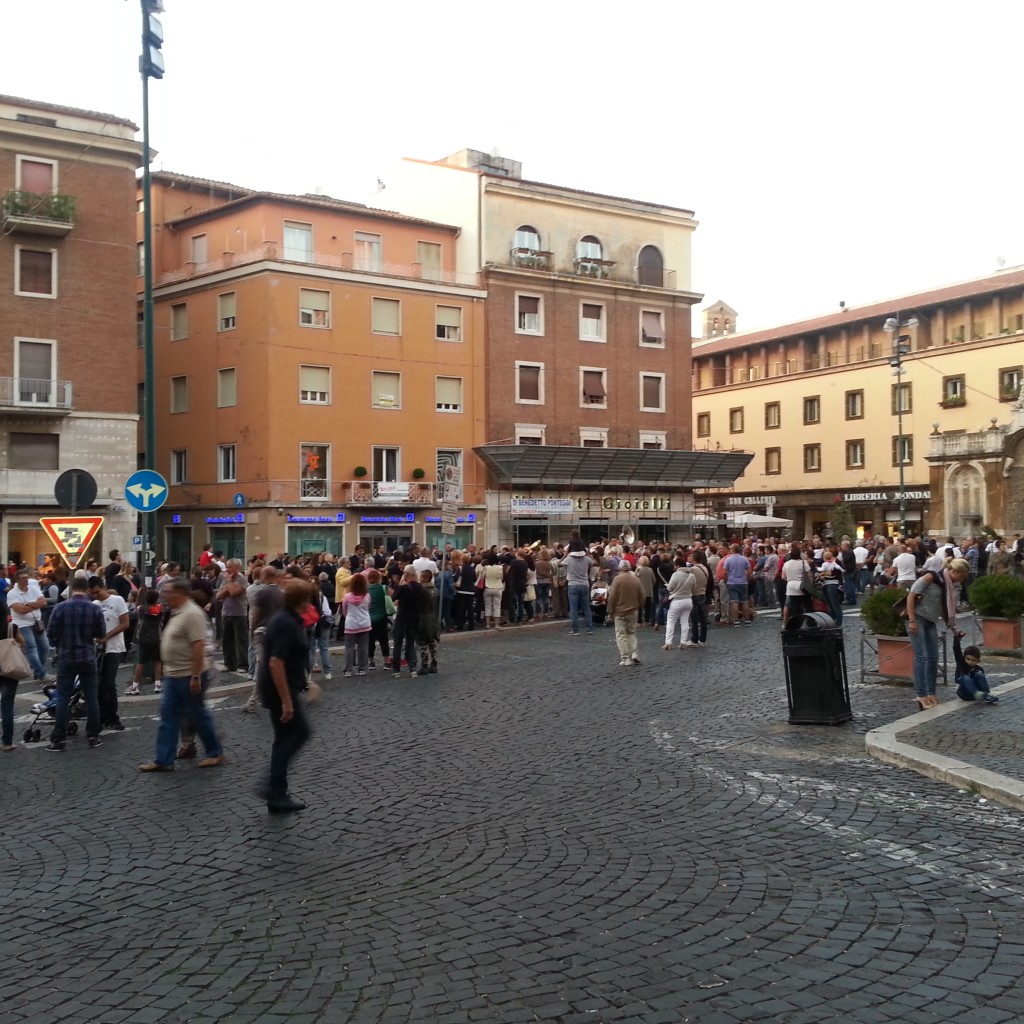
[{"left": 1, "top": 624, "right": 32, "bottom": 751}]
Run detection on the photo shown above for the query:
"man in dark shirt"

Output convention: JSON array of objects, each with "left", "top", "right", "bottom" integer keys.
[
  {"left": 257, "top": 579, "right": 312, "bottom": 813},
  {"left": 390, "top": 568, "right": 423, "bottom": 678},
  {"left": 45, "top": 576, "right": 105, "bottom": 752},
  {"left": 506, "top": 550, "right": 528, "bottom": 624}
]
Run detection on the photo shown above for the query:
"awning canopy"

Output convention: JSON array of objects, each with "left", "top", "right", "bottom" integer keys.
[{"left": 474, "top": 445, "right": 753, "bottom": 488}]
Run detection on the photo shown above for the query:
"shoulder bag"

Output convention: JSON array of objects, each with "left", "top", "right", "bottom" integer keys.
[{"left": 0, "top": 626, "right": 33, "bottom": 681}]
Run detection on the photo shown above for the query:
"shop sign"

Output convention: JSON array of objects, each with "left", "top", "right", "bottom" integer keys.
[
  {"left": 374, "top": 482, "right": 409, "bottom": 501},
  {"left": 425, "top": 514, "right": 477, "bottom": 524},
  {"left": 360, "top": 513, "right": 417, "bottom": 524},
  {"left": 844, "top": 490, "right": 930, "bottom": 502},
  {"left": 574, "top": 496, "right": 670, "bottom": 512},
  {"left": 727, "top": 495, "right": 777, "bottom": 506},
  {"left": 511, "top": 498, "right": 574, "bottom": 515},
  {"left": 206, "top": 514, "right": 245, "bottom": 524},
  {"left": 287, "top": 513, "right": 346, "bottom": 524}
]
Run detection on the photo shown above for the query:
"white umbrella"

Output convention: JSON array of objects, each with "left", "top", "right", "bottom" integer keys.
[{"left": 724, "top": 511, "right": 794, "bottom": 529}]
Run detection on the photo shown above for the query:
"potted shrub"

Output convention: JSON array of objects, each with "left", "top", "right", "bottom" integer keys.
[
  {"left": 861, "top": 588, "right": 914, "bottom": 679},
  {"left": 354, "top": 466, "right": 367, "bottom": 477},
  {"left": 968, "top": 575, "right": 1024, "bottom": 655},
  {"left": 411, "top": 467, "right": 426, "bottom": 480}
]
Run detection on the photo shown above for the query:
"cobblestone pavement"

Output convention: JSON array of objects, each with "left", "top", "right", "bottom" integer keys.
[{"left": 5, "top": 614, "right": 1024, "bottom": 1024}]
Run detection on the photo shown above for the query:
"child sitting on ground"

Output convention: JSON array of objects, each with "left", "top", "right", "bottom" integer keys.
[{"left": 954, "top": 635, "right": 999, "bottom": 704}]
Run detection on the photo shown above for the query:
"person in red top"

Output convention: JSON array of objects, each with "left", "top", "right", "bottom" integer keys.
[{"left": 198, "top": 543, "right": 214, "bottom": 569}]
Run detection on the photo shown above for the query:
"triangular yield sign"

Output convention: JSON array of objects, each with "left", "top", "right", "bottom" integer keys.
[{"left": 39, "top": 516, "right": 104, "bottom": 570}]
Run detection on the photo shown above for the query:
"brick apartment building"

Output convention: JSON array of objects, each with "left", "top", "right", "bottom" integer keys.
[{"left": 0, "top": 95, "right": 142, "bottom": 567}]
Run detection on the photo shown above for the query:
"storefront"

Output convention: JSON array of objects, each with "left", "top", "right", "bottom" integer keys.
[
  {"left": 425, "top": 514, "right": 476, "bottom": 551},
  {"left": 285, "top": 513, "right": 346, "bottom": 556}
]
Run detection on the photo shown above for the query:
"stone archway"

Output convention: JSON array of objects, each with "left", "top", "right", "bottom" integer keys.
[{"left": 945, "top": 463, "right": 984, "bottom": 537}]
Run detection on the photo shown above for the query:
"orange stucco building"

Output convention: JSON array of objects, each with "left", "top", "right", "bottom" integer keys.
[{"left": 139, "top": 172, "right": 486, "bottom": 564}]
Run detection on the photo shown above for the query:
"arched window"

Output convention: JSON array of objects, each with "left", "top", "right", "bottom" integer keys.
[
  {"left": 513, "top": 225, "right": 540, "bottom": 251},
  {"left": 576, "top": 235, "right": 602, "bottom": 261},
  {"left": 637, "top": 244, "right": 664, "bottom": 287}
]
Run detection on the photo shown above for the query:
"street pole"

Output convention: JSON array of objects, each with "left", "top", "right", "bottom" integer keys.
[{"left": 884, "top": 311, "right": 917, "bottom": 540}]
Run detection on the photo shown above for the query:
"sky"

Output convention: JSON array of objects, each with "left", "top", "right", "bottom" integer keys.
[{"left": 7, "top": 0, "right": 1024, "bottom": 331}]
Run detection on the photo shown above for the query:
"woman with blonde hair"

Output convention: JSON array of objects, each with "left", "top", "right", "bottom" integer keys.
[{"left": 906, "top": 557, "right": 969, "bottom": 709}]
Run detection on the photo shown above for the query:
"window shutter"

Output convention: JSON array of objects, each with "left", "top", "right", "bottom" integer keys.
[
  {"left": 19, "top": 249, "right": 52, "bottom": 293},
  {"left": 642, "top": 311, "right": 664, "bottom": 340},
  {"left": 582, "top": 303, "right": 602, "bottom": 320},
  {"left": 299, "top": 289, "right": 329, "bottom": 311},
  {"left": 643, "top": 376, "right": 662, "bottom": 409},
  {"left": 10, "top": 432, "right": 58, "bottom": 470},
  {"left": 436, "top": 306, "right": 461, "bottom": 327},
  {"left": 18, "top": 341, "right": 52, "bottom": 380},
  {"left": 218, "top": 368, "right": 237, "bottom": 407},
  {"left": 373, "top": 371, "right": 400, "bottom": 406},
  {"left": 372, "top": 298, "right": 400, "bottom": 333},
  {"left": 518, "top": 365, "right": 540, "bottom": 401},
  {"left": 518, "top": 296, "right": 539, "bottom": 314},
  {"left": 435, "top": 377, "right": 462, "bottom": 407},
  {"left": 582, "top": 370, "right": 606, "bottom": 399},
  {"left": 20, "top": 160, "right": 53, "bottom": 193},
  {"left": 299, "top": 365, "right": 330, "bottom": 394}
]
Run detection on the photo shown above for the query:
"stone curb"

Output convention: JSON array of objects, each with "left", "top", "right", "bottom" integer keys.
[{"left": 865, "top": 676, "right": 1024, "bottom": 812}]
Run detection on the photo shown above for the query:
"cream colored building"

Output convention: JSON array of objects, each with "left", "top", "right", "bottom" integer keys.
[{"left": 691, "top": 267, "right": 1024, "bottom": 539}]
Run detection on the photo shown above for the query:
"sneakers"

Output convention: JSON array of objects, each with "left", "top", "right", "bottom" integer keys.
[
  {"left": 153, "top": 681, "right": 162, "bottom": 694},
  {"left": 88, "top": 736, "right": 103, "bottom": 748},
  {"left": 569, "top": 631, "right": 580, "bottom": 636},
  {"left": 343, "top": 671, "right": 352, "bottom": 678},
  {"left": 356, "top": 670, "right": 367, "bottom": 677},
  {"left": 325, "top": 672, "right": 333, "bottom": 680},
  {"left": 45, "top": 741, "right": 65, "bottom": 752},
  {"left": 125, "top": 683, "right": 140, "bottom": 696},
  {"left": 630, "top": 655, "right": 641, "bottom": 665},
  {"left": 393, "top": 671, "right": 402, "bottom": 679},
  {"left": 619, "top": 658, "right": 630, "bottom": 667},
  {"left": 680, "top": 640, "right": 696, "bottom": 648},
  {"left": 410, "top": 671, "right": 418, "bottom": 678},
  {"left": 984, "top": 694, "right": 1000, "bottom": 703},
  {"left": 241, "top": 703, "right": 258, "bottom": 714}
]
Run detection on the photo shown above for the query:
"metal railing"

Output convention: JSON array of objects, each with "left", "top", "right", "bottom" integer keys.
[
  {"left": 0, "top": 377, "right": 73, "bottom": 410},
  {"left": 343, "top": 480, "right": 436, "bottom": 504},
  {"left": 299, "top": 479, "right": 329, "bottom": 499},
  {"left": 2, "top": 189, "right": 76, "bottom": 228}
]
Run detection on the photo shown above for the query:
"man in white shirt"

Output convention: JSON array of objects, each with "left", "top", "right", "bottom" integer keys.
[
  {"left": 8, "top": 569, "right": 51, "bottom": 681},
  {"left": 892, "top": 545, "right": 918, "bottom": 589},
  {"left": 412, "top": 551, "right": 438, "bottom": 578},
  {"left": 853, "top": 542, "right": 870, "bottom": 594},
  {"left": 89, "top": 576, "right": 129, "bottom": 731}
]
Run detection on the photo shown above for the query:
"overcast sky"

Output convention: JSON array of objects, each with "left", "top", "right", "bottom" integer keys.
[{"left": 7, "top": 1, "right": 1024, "bottom": 331}]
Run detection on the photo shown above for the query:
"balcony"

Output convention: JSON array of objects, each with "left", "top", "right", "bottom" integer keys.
[
  {"left": 573, "top": 257, "right": 616, "bottom": 279},
  {"left": 927, "top": 430, "right": 1005, "bottom": 459},
  {"left": 300, "top": 478, "right": 329, "bottom": 499},
  {"left": 509, "top": 247, "right": 553, "bottom": 272},
  {"left": 0, "top": 377, "right": 73, "bottom": 413},
  {"left": 2, "top": 189, "right": 75, "bottom": 236},
  {"left": 344, "top": 480, "right": 436, "bottom": 505}
]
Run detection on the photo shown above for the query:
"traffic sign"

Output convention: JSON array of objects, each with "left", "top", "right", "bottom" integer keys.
[
  {"left": 124, "top": 469, "right": 169, "bottom": 512},
  {"left": 39, "top": 516, "right": 104, "bottom": 570},
  {"left": 440, "top": 514, "right": 458, "bottom": 534},
  {"left": 233, "top": 492, "right": 246, "bottom": 507},
  {"left": 54, "top": 468, "right": 97, "bottom": 512},
  {"left": 441, "top": 500, "right": 458, "bottom": 519}
]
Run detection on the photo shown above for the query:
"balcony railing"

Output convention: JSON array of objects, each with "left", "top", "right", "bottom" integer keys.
[
  {"left": 573, "top": 257, "right": 616, "bottom": 278},
  {"left": 344, "top": 480, "right": 436, "bottom": 504},
  {"left": 300, "top": 478, "right": 329, "bottom": 499},
  {"left": 928, "top": 431, "right": 1005, "bottom": 459},
  {"left": 509, "top": 247, "right": 553, "bottom": 271},
  {"left": 2, "top": 189, "right": 75, "bottom": 236},
  {"left": 158, "top": 242, "right": 480, "bottom": 288},
  {"left": 0, "top": 376, "right": 73, "bottom": 411}
]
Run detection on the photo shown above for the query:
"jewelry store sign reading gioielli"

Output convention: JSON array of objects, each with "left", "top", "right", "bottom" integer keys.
[{"left": 511, "top": 497, "right": 671, "bottom": 515}]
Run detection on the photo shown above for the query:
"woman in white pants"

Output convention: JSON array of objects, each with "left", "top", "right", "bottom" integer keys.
[{"left": 664, "top": 556, "right": 696, "bottom": 649}]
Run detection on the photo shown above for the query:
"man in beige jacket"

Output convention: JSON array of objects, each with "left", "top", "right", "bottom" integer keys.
[{"left": 607, "top": 562, "right": 645, "bottom": 667}]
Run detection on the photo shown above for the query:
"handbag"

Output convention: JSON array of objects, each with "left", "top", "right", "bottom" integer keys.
[
  {"left": 0, "top": 629, "right": 33, "bottom": 680},
  {"left": 33, "top": 618, "right": 45, "bottom": 635},
  {"left": 525, "top": 584, "right": 536, "bottom": 602},
  {"left": 384, "top": 594, "right": 396, "bottom": 616},
  {"left": 799, "top": 562, "right": 814, "bottom": 597}
]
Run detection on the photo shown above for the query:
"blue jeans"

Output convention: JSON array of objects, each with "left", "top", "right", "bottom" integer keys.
[
  {"left": 843, "top": 574, "right": 857, "bottom": 605},
  {"left": 307, "top": 630, "right": 331, "bottom": 675},
  {"left": 957, "top": 668, "right": 991, "bottom": 701},
  {"left": 153, "top": 674, "right": 222, "bottom": 766},
  {"left": 51, "top": 656, "right": 101, "bottom": 743},
  {"left": 535, "top": 582, "right": 551, "bottom": 615},
  {"left": 21, "top": 626, "right": 50, "bottom": 679},
  {"left": 655, "top": 584, "right": 668, "bottom": 625},
  {"left": 908, "top": 619, "right": 940, "bottom": 698},
  {"left": 390, "top": 620, "right": 417, "bottom": 673},
  {"left": 568, "top": 585, "right": 593, "bottom": 632},
  {"left": 508, "top": 589, "right": 527, "bottom": 623},
  {"left": 822, "top": 585, "right": 843, "bottom": 625}
]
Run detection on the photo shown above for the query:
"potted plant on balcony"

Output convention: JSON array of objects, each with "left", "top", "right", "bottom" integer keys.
[
  {"left": 940, "top": 395, "right": 967, "bottom": 409},
  {"left": 411, "top": 468, "right": 425, "bottom": 480},
  {"left": 968, "top": 574, "right": 1024, "bottom": 656},
  {"left": 354, "top": 466, "right": 367, "bottom": 477},
  {"left": 861, "top": 588, "right": 914, "bottom": 679}
]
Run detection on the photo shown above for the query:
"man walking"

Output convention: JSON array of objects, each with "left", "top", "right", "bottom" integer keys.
[
  {"left": 45, "top": 576, "right": 105, "bottom": 752},
  {"left": 607, "top": 562, "right": 645, "bottom": 666},
  {"left": 243, "top": 565, "right": 282, "bottom": 711},
  {"left": 89, "top": 576, "right": 129, "bottom": 731},
  {"left": 9, "top": 570, "right": 52, "bottom": 683},
  {"left": 215, "top": 559, "right": 249, "bottom": 672}
]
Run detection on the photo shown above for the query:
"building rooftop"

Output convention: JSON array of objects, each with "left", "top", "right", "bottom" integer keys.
[{"left": 0, "top": 93, "right": 138, "bottom": 132}]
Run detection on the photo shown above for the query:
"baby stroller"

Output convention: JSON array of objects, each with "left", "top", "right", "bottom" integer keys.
[
  {"left": 590, "top": 585, "right": 609, "bottom": 626},
  {"left": 24, "top": 678, "right": 83, "bottom": 743}
]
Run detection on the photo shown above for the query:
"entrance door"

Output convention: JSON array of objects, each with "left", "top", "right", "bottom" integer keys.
[
  {"left": 360, "top": 528, "right": 413, "bottom": 554},
  {"left": 287, "top": 525, "right": 344, "bottom": 556},
  {"left": 425, "top": 525, "right": 473, "bottom": 550},
  {"left": 209, "top": 526, "right": 245, "bottom": 562},
  {"left": 165, "top": 526, "right": 192, "bottom": 570}
]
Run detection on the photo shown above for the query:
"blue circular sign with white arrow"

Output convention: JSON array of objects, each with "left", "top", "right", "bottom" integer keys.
[{"left": 124, "top": 469, "right": 169, "bottom": 512}]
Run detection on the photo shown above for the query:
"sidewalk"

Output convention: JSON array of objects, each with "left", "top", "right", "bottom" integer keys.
[{"left": 866, "top": 665, "right": 1024, "bottom": 812}]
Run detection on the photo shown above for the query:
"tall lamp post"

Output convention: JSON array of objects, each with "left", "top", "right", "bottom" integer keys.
[
  {"left": 883, "top": 313, "right": 918, "bottom": 538},
  {"left": 140, "top": 0, "right": 165, "bottom": 583}
]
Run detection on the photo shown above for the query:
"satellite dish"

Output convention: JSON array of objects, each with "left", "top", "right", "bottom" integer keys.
[{"left": 997, "top": 256, "right": 1006, "bottom": 268}]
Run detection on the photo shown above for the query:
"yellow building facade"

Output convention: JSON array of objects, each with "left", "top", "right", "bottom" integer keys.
[{"left": 692, "top": 267, "right": 1024, "bottom": 539}]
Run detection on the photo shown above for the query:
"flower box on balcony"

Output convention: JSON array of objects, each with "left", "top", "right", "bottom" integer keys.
[{"left": 939, "top": 396, "right": 966, "bottom": 409}]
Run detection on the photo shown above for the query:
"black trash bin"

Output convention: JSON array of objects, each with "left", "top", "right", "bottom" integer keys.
[{"left": 782, "top": 612, "right": 852, "bottom": 725}]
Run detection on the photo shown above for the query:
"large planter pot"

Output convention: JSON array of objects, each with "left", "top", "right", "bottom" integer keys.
[
  {"left": 874, "top": 634, "right": 914, "bottom": 679},
  {"left": 981, "top": 617, "right": 1023, "bottom": 656}
]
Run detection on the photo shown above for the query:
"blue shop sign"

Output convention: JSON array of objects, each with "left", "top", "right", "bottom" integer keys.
[
  {"left": 360, "top": 514, "right": 416, "bottom": 524},
  {"left": 287, "top": 513, "right": 346, "bottom": 524},
  {"left": 206, "top": 513, "right": 245, "bottom": 525},
  {"left": 425, "top": 514, "right": 476, "bottom": 524}
]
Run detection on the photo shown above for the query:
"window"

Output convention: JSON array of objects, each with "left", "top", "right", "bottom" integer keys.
[
  {"left": 803, "top": 444, "right": 821, "bottom": 472},
  {"left": 435, "top": 376, "right": 463, "bottom": 413},
  {"left": 697, "top": 412, "right": 711, "bottom": 437},
  {"left": 845, "top": 389, "right": 864, "bottom": 420},
  {"left": 892, "top": 435, "right": 913, "bottom": 466},
  {"left": 15, "top": 247, "right": 56, "bottom": 297},
  {"left": 999, "top": 366, "right": 1023, "bottom": 400},
  {"left": 217, "top": 292, "right": 236, "bottom": 331},
  {"left": 1017, "top": 314, "right": 1024, "bottom": 332},
  {"left": 764, "top": 402, "right": 781, "bottom": 429},
  {"left": 729, "top": 407, "right": 744, "bottom": 433},
  {"left": 943, "top": 375, "right": 965, "bottom": 404},
  {"left": 372, "top": 446, "right": 399, "bottom": 482},
  {"left": 641, "top": 373, "right": 666, "bottom": 413},
  {"left": 16, "top": 156, "right": 56, "bottom": 193},
  {"left": 639, "top": 431, "right": 666, "bottom": 450},
  {"left": 846, "top": 439, "right": 865, "bottom": 469},
  {"left": 137, "top": 241, "right": 145, "bottom": 278},
  {"left": 580, "top": 368, "right": 607, "bottom": 408},
  {"left": 417, "top": 241, "right": 442, "bottom": 279},
  {"left": 354, "top": 231, "right": 382, "bottom": 271},
  {"left": 516, "top": 362, "right": 544, "bottom": 404},
  {"left": 436, "top": 449, "right": 463, "bottom": 498},
  {"left": 515, "top": 424, "right": 546, "bottom": 445},
  {"left": 299, "top": 365, "right": 330, "bottom": 404},
  {"left": 136, "top": 311, "right": 144, "bottom": 348},
  {"left": 189, "top": 234, "right": 207, "bottom": 265},
  {"left": 137, "top": 382, "right": 145, "bottom": 417},
  {"left": 371, "top": 297, "right": 400, "bottom": 335},
  {"left": 299, "top": 288, "right": 330, "bottom": 327},
  {"left": 516, "top": 293, "right": 543, "bottom": 334},
  {"left": 371, "top": 370, "right": 401, "bottom": 408},
  {"left": 576, "top": 236, "right": 602, "bottom": 260},
  {"left": 513, "top": 225, "right": 540, "bottom": 251},
  {"left": 580, "top": 302, "right": 605, "bottom": 341},
  {"left": 217, "top": 444, "right": 236, "bottom": 483},
  {"left": 171, "top": 303, "right": 188, "bottom": 341},
  {"left": 15, "top": 339, "right": 55, "bottom": 404},
  {"left": 217, "top": 367, "right": 237, "bottom": 408},
  {"left": 955, "top": 324, "right": 965, "bottom": 342},
  {"left": 170, "top": 449, "right": 188, "bottom": 484},
  {"left": 637, "top": 245, "right": 664, "bottom": 287},
  {"left": 300, "top": 443, "right": 329, "bottom": 498},
  {"left": 803, "top": 395, "right": 820, "bottom": 424},
  {"left": 170, "top": 375, "right": 188, "bottom": 414},
  {"left": 765, "top": 447, "right": 781, "bottom": 475},
  {"left": 579, "top": 428, "right": 608, "bottom": 448},
  {"left": 639, "top": 310, "right": 665, "bottom": 346},
  {"left": 9, "top": 432, "right": 58, "bottom": 471},
  {"left": 283, "top": 221, "right": 313, "bottom": 262},
  {"left": 891, "top": 382, "right": 912, "bottom": 414},
  {"left": 435, "top": 305, "right": 462, "bottom": 342}
]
